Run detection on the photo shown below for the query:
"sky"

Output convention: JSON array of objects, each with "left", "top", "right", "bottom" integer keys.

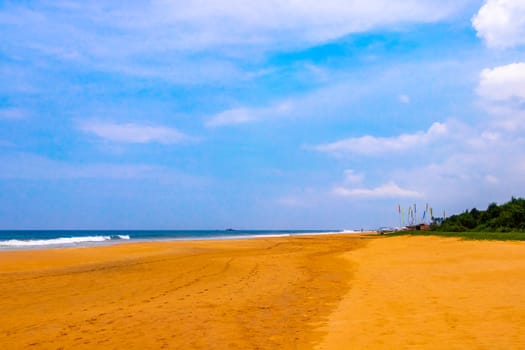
[{"left": 1, "top": 0, "right": 525, "bottom": 230}]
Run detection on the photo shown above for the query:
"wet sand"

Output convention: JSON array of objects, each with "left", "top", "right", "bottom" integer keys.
[{"left": 2, "top": 234, "right": 525, "bottom": 349}]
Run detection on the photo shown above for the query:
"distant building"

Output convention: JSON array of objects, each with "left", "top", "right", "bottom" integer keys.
[{"left": 406, "top": 223, "right": 430, "bottom": 231}]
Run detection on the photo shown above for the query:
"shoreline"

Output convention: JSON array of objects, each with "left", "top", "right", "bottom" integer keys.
[{"left": 0, "top": 230, "right": 376, "bottom": 252}]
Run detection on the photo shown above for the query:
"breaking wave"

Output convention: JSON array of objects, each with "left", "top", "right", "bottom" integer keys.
[{"left": 0, "top": 235, "right": 130, "bottom": 247}]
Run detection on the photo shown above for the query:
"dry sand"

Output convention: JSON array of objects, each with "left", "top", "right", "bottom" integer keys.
[
  {"left": 318, "top": 235, "right": 525, "bottom": 349},
  {"left": 0, "top": 234, "right": 368, "bottom": 349},
  {"left": 2, "top": 234, "right": 525, "bottom": 349}
]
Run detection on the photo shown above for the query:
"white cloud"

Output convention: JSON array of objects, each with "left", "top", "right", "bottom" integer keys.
[
  {"left": 78, "top": 121, "right": 195, "bottom": 144},
  {"left": 477, "top": 62, "right": 525, "bottom": 130},
  {"left": 206, "top": 101, "right": 293, "bottom": 127},
  {"left": 313, "top": 122, "right": 448, "bottom": 156},
  {"left": 153, "top": 0, "right": 469, "bottom": 47},
  {"left": 383, "top": 125, "right": 525, "bottom": 211},
  {"left": 290, "top": 115, "right": 524, "bottom": 223},
  {"left": 472, "top": 0, "right": 525, "bottom": 49},
  {"left": 482, "top": 103, "right": 525, "bottom": 129},
  {"left": 205, "top": 108, "right": 257, "bottom": 127},
  {"left": 205, "top": 69, "right": 413, "bottom": 128},
  {"left": 477, "top": 62, "right": 525, "bottom": 101},
  {"left": 343, "top": 169, "right": 364, "bottom": 184},
  {"left": 0, "top": 1, "right": 475, "bottom": 83},
  {"left": 333, "top": 182, "right": 424, "bottom": 198},
  {"left": 206, "top": 60, "right": 471, "bottom": 128},
  {"left": 317, "top": 114, "right": 525, "bottom": 210}
]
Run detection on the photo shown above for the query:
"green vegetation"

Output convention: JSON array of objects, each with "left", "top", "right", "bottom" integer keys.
[
  {"left": 433, "top": 197, "right": 525, "bottom": 233},
  {"left": 389, "top": 230, "right": 525, "bottom": 241},
  {"left": 390, "top": 197, "right": 525, "bottom": 241}
]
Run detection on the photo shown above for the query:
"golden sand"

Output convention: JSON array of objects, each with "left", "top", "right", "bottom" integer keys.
[
  {"left": 0, "top": 234, "right": 368, "bottom": 349},
  {"left": 2, "top": 234, "right": 525, "bottom": 349},
  {"left": 318, "top": 235, "right": 525, "bottom": 349}
]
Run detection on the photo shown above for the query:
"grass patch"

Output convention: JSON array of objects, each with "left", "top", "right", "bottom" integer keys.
[{"left": 387, "top": 230, "right": 525, "bottom": 241}]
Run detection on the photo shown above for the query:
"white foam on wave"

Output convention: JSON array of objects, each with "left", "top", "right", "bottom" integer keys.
[{"left": 0, "top": 235, "right": 130, "bottom": 247}]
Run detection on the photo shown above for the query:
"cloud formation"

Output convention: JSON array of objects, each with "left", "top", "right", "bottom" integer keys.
[
  {"left": 325, "top": 126, "right": 525, "bottom": 211},
  {"left": 313, "top": 122, "right": 448, "bottom": 156},
  {"left": 0, "top": 0, "right": 475, "bottom": 85},
  {"left": 343, "top": 169, "right": 364, "bottom": 184},
  {"left": 333, "top": 182, "right": 424, "bottom": 198},
  {"left": 4, "top": 1, "right": 473, "bottom": 50},
  {"left": 78, "top": 121, "right": 194, "bottom": 144},
  {"left": 389, "top": 130, "right": 525, "bottom": 210},
  {"left": 156, "top": 0, "right": 469, "bottom": 47},
  {"left": 473, "top": 0, "right": 525, "bottom": 49},
  {"left": 477, "top": 62, "right": 525, "bottom": 130},
  {"left": 206, "top": 108, "right": 258, "bottom": 127},
  {"left": 206, "top": 102, "right": 292, "bottom": 127},
  {"left": 477, "top": 62, "right": 525, "bottom": 101}
]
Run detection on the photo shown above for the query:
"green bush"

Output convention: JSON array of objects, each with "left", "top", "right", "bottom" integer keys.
[{"left": 433, "top": 198, "right": 525, "bottom": 233}]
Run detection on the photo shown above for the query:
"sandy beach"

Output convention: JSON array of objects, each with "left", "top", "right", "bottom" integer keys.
[{"left": 2, "top": 234, "right": 525, "bottom": 349}]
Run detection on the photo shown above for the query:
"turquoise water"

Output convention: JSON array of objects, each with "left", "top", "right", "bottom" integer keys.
[{"left": 0, "top": 230, "right": 340, "bottom": 250}]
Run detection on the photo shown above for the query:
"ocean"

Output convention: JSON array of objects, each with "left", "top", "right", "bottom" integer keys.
[{"left": 0, "top": 230, "right": 344, "bottom": 250}]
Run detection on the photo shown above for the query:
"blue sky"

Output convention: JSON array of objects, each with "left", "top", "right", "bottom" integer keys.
[{"left": 1, "top": 0, "right": 525, "bottom": 229}]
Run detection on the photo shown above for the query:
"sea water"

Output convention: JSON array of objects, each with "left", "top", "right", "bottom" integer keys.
[{"left": 0, "top": 230, "right": 340, "bottom": 250}]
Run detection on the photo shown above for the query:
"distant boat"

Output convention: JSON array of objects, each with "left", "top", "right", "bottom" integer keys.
[{"left": 225, "top": 228, "right": 235, "bottom": 231}]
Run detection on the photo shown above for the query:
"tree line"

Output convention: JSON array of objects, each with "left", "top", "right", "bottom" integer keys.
[{"left": 432, "top": 197, "right": 525, "bottom": 232}]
